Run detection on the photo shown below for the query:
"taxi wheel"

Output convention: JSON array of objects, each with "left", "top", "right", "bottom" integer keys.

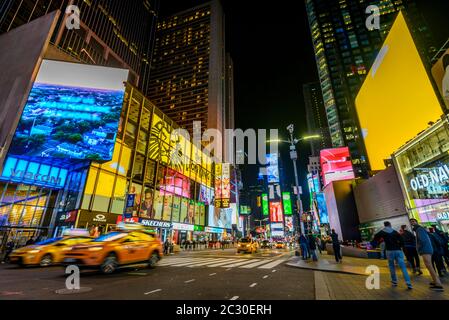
[
  {"left": 40, "top": 254, "right": 53, "bottom": 267},
  {"left": 101, "top": 254, "right": 118, "bottom": 274},
  {"left": 148, "top": 252, "right": 159, "bottom": 269}
]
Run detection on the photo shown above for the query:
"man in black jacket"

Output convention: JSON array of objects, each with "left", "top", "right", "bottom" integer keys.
[
  {"left": 400, "top": 225, "right": 422, "bottom": 275},
  {"left": 373, "top": 221, "right": 412, "bottom": 289}
]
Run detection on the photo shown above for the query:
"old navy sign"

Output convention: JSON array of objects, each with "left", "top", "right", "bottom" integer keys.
[
  {"left": 1, "top": 157, "right": 68, "bottom": 188},
  {"left": 410, "top": 164, "right": 449, "bottom": 192}
]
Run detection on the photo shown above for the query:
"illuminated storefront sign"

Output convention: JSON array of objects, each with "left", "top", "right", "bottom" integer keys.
[
  {"left": 172, "top": 222, "right": 195, "bottom": 231},
  {"left": 205, "top": 227, "right": 224, "bottom": 234},
  {"left": 437, "top": 212, "right": 449, "bottom": 222},
  {"left": 9, "top": 60, "right": 129, "bottom": 162},
  {"left": 214, "top": 163, "right": 231, "bottom": 208},
  {"left": 409, "top": 164, "right": 449, "bottom": 191},
  {"left": 1, "top": 156, "right": 68, "bottom": 188},
  {"left": 140, "top": 219, "right": 171, "bottom": 228},
  {"left": 269, "top": 202, "right": 283, "bottom": 223}
]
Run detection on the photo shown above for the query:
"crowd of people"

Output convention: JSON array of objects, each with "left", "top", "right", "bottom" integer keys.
[{"left": 373, "top": 220, "right": 448, "bottom": 292}]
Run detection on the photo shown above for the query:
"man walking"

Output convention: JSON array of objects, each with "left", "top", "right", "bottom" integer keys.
[
  {"left": 373, "top": 221, "right": 412, "bottom": 289},
  {"left": 410, "top": 219, "right": 444, "bottom": 292},
  {"left": 432, "top": 225, "right": 449, "bottom": 269},
  {"left": 400, "top": 225, "right": 422, "bottom": 275},
  {"left": 308, "top": 234, "right": 318, "bottom": 262},
  {"left": 299, "top": 234, "right": 309, "bottom": 260},
  {"left": 330, "top": 229, "right": 342, "bottom": 263}
]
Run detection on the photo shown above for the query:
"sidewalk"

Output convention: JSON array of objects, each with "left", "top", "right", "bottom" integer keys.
[{"left": 287, "top": 254, "right": 449, "bottom": 300}]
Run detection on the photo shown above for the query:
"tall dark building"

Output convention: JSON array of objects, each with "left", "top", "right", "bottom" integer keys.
[
  {"left": 148, "top": 0, "right": 234, "bottom": 161},
  {"left": 305, "top": 0, "right": 435, "bottom": 177},
  {"left": 0, "top": 0, "right": 159, "bottom": 95},
  {"left": 303, "top": 82, "right": 332, "bottom": 156}
]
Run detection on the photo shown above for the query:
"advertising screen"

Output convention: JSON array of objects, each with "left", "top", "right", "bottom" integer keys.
[
  {"left": 320, "top": 147, "right": 355, "bottom": 187},
  {"left": 269, "top": 201, "right": 283, "bottom": 223},
  {"left": 271, "top": 223, "right": 284, "bottom": 238},
  {"left": 214, "top": 163, "right": 231, "bottom": 208},
  {"left": 355, "top": 12, "right": 443, "bottom": 171},
  {"left": 431, "top": 48, "right": 449, "bottom": 112},
  {"left": 160, "top": 167, "right": 190, "bottom": 198},
  {"left": 284, "top": 216, "right": 294, "bottom": 232},
  {"left": 262, "top": 193, "right": 269, "bottom": 216},
  {"left": 208, "top": 206, "right": 232, "bottom": 229},
  {"left": 9, "top": 60, "right": 129, "bottom": 162},
  {"left": 282, "top": 192, "right": 293, "bottom": 215},
  {"left": 316, "top": 192, "right": 329, "bottom": 224},
  {"left": 266, "top": 153, "right": 280, "bottom": 183}
]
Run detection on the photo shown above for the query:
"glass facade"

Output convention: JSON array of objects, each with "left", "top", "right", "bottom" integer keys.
[{"left": 393, "top": 116, "right": 449, "bottom": 230}]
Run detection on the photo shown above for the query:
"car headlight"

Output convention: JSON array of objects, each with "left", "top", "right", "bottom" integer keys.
[
  {"left": 88, "top": 246, "right": 104, "bottom": 252},
  {"left": 238, "top": 244, "right": 241, "bottom": 247},
  {"left": 28, "top": 250, "right": 41, "bottom": 254},
  {"left": 62, "top": 247, "right": 72, "bottom": 251}
]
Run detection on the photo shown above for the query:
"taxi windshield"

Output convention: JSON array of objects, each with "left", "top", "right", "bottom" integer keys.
[
  {"left": 93, "top": 232, "right": 127, "bottom": 242},
  {"left": 240, "top": 238, "right": 251, "bottom": 243},
  {"left": 36, "top": 238, "right": 63, "bottom": 245}
]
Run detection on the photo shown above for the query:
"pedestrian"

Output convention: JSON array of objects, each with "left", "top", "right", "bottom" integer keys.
[
  {"left": 330, "top": 229, "right": 342, "bottom": 263},
  {"left": 308, "top": 234, "right": 318, "bottom": 261},
  {"left": 400, "top": 225, "right": 422, "bottom": 275},
  {"left": 379, "top": 240, "right": 386, "bottom": 259},
  {"left": 428, "top": 228, "right": 446, "bottom": 277},
  {"left": 432, "top": 225, "right": 449, "bottom": 269},
  {"left": 316, "top": 236, "right": 322, "bottom": 254},
  {"left": 299, "top": 234, "right": 309, "bottom": 260},
  {"left": 3, "top": 241, "right": 14, "bottom": 263},
  {"left": 410, "top": 219, "right": 444, "bottom": 292},
  {"left": 372, "top": 221, "right": 412, "bottom": 289},
  {"left": 164, "top": 240, "right": 169, "bottom": 255}
]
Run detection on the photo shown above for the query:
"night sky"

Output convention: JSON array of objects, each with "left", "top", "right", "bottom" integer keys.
[{"left": 161, "top": 0, "right": 449, "bottom": 208}]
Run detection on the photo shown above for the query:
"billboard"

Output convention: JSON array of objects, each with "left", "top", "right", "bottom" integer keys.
[
  {"left": 271, "top": 223, "right": 284, "bottom": 238},
  {"left": 315, "top": 192, "right": 329, "bottom": 224},
  {"left": 284, "top": 216, "right": 294, "bottom": 232},
  {"left": 266, "top": 153, "right": 280, "bottom": 183},
  {"left": 214, "top": 163, "right": 231, "bottom": 208},
  {"left": 320, "top": 147, "right": 355, "bottom": 187},
  {"left": 269, "top": 201, "right": 283, "bottom": 223},
  {"left": 282, "top": 192, "right": 293, "bottom": 215},
  {"left": 9, "top": 60, "right": 129, "bottom": 162},
  {"left": 262, "top": 193, "right": 269, "bottom": 216},
  {"left": 431, "top": 48, "right": 449, "bottom": 112},
  {"left": 208, "top": 206, "right": 232, "bottom": 229},
  {"left": 355, "top": 12, "right": 443, "bottom": 171}
]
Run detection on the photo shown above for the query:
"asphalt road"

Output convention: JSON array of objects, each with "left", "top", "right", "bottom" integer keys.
[{"left": 0, "top": 248, "right": 315, "bottom": 300}]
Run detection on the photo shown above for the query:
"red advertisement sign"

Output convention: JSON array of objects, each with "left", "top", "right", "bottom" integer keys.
[
  {"left": 320, "top": 147, "right": 355, "bottom": 187},
  {"left": 269, "top": 202, "right": 284, "bottom": 223}
]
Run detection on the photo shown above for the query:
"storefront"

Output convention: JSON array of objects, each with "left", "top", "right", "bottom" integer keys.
[
  {"left": 393, "top": 115, "right": 449, "bottom": 231},
  {"left": 53, "top": 210, "right": 79, "bottom": 237},
  {"left": 140, "top": 218, "right": 171, "bottom": 242}
]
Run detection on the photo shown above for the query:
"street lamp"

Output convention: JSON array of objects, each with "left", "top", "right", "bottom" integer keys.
[{"left": 267, "top": 127, "right": 321, "bottom": 236}]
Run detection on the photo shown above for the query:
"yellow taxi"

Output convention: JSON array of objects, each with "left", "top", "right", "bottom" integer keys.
[
  {"left": 275, "top": 241, "right": 286, "bottom": 249},
  {"left": 237, "top": 238, "right": 258, "bottom": 254},
  {"left": 62, "top": 224, "right": 163, "bottom": 274},
  {"left": 9, "top": 235, "right": 92, "bottom": 267}
]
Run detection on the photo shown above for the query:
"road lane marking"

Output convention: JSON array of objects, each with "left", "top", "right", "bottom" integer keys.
[
  {"left": 209, "top": 273, "right": 217, "bottom": 276},
  {"left": 144, "top": 289, "right": 162, "bottom": 295},
  {"left": 185, "top": 279, "right": 196, "bottom": 283},
  {"left": 220, "top": 260, "right": 262, "bottom": 268},
  {"left": 167, "top": 258, "right": 216, "bottom": 267},
  {"left": 207, "top": 259, "right": 242, "bottom": 267},
  {"left": 230, "top": 296, "right": 239, "bottom": 300},
  {"left": 258, "top": 259, "right": 287, "bottom": 269},
  {"left": 239, "top": 259, "right": 274, "bottom": 269},
  {"left": 263, "top": 275, "right": 269, "bottom": 279},
  {"left": 250, "top": 283, "right": 258, "bottom": 288},
  {"left": 272, "top": 270, "right": 277, "bottom": 273}
]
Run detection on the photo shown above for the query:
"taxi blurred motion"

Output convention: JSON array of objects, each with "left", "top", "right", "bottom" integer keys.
[
  {"left": 260, "top": 240, "right": 272, "bottom": 249},
  {"left": 62, "top": 223, "right": 163, "bottom": 274},
  {"left": 9, "top": 231, "right": 92, "bottom": 267},
  {"left": 275, "top": 241, "right": 286, "bottom": 249},
  {"left": 237, "top": 238, "right": 258, "bottom": 254}
]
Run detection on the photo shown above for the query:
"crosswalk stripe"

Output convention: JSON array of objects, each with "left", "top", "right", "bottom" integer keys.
[
  {"left": 220, "top": 260, "right": 262, "bottom": 268},
  {"left": 187, "top": 258, "right": 231, "bottom": 267},
  {"left": 168, "top": 258, "right": 217, "bottom": 267},
  {"left": 258, "top": 259, "right": 287, "bottom": 269},
  {"left": 239, "top": 259, "right": 274, "bottom": 269},
  {"left": 158, "top": 258, "right": 201, "bottom": 266},
  {"left": 158, "top": 258, "right": 188, "bottom": 265},
  {"left": 206, "top": 259, "right": 243, "bottom": 268}
]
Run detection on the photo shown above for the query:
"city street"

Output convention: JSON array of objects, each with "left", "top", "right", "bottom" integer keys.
[{"left": 0, "top": 248, "right": 315, "bottom": 300}]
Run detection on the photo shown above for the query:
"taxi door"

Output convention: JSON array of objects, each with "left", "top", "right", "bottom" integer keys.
[{"left": 121, "top": 234, "right": 148, "bottom": 263}]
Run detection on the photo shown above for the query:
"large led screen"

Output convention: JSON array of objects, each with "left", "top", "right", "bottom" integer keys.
[
  {"left": 9, "top": 60, "right": 129, "bottom": 162},
  {"left": 269, "top": 202, "right": 284, "bottom": 223},
  {"left": 316, "top": 192, "right": 329, "bottom": 224},
  {"left": 320, "top": 147, "right": 355, "bottom": 187},
  {"left": 266, "top": 153, "right": 280, "bottom": 183},
  {"left": 208, "top": 206, "right": 232, "bottom": 229},
  {"left": 355, "top": 12, "right": 443, "bottom": 171}
]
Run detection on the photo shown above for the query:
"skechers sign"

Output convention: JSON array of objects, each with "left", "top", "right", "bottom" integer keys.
[
  {"left": 409, "top": 164, "right": 449, "bottom": 191},
  {"left": 1, "top": 157, "right": 68, "bottom": 188}
]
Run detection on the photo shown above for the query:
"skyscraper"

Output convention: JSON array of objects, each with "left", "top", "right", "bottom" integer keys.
[
  {"left": 148, "top": 0, "right": 233, "bottom": 158},
  {"left": 305, "top": 0, "right": 435, "bottom": 177},
  {"left": 303, "top": 82, "right": 332, "bottom": 156},
  {"left": 0, "top": 0, "right": 159, "bottom": 95}
]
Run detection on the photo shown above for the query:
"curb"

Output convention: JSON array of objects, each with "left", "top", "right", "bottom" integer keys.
[{"left": 286, "top": 261, "right": 367, "bottom": 276}]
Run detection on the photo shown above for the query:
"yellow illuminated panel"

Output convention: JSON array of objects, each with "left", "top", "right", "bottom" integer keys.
[{"left": 355, "top": 12, "right": 443, "bottom": 171}]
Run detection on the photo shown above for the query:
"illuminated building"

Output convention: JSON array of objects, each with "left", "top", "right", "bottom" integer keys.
[
  {"left": 305, "top": 0, "right": 435, "bottom": 177},
  {"left": 148, "top": 0, "right": 234, "bottom": 157},
  {"left": 0, "top": 0, "right": 159, "bottom": 95},
  {"left": 392, "top": 115, "right": 449, "bottom": 232},
  {"left": 303, "top": 82, "right": 332, "bottom": 156}
]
